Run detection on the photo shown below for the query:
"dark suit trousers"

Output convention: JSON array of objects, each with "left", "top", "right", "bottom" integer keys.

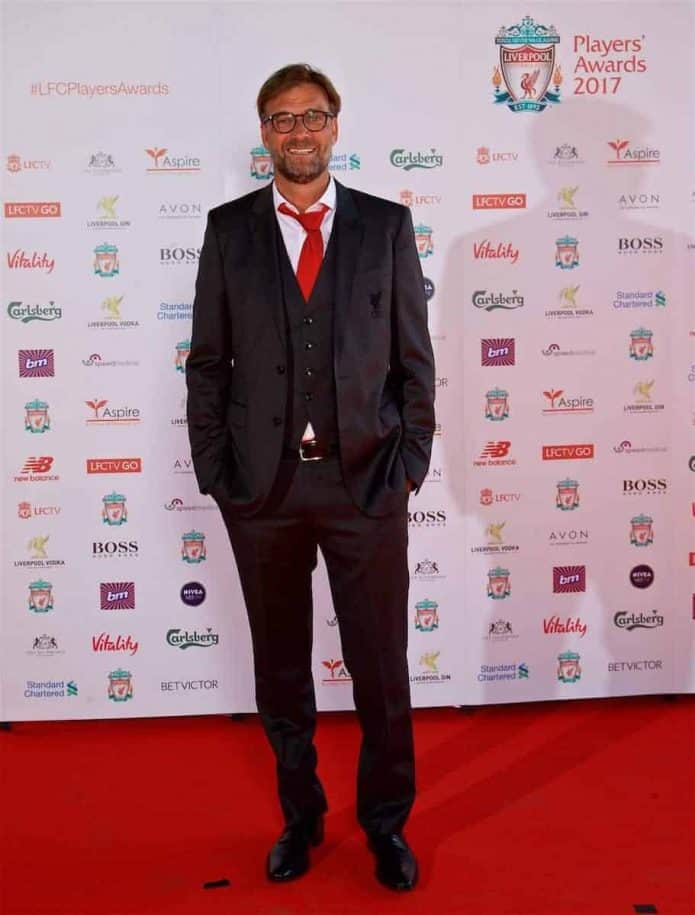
[{"left": 216, "top": 455, "right": 414, "bottom": 837}]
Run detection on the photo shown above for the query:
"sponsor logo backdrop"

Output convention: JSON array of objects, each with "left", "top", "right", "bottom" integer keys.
[{"left": 2, "top": 1, "right": 694, "bottom": 719}]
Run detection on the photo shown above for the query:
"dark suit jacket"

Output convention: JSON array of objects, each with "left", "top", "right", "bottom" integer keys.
[{"left": 186, "top": 179, "right": 435, "bottom": 518}]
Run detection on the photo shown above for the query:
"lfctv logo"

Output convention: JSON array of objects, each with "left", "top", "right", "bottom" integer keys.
[
  {"left": 472, "top": 193, "right": 526, "bottom": 210},
  {"left": 542, "top": 444, "right": 595, "bottom": 461},
  {"left": 4, "top": 202, "right": 61, "bottom": 218},
  {"left": 86, "top": 458, "right": 142, "bottom": 474}
]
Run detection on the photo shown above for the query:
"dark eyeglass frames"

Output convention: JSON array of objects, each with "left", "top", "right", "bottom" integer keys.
[{"left": 261, "top": 109, "right": 336, "bottom": 134}]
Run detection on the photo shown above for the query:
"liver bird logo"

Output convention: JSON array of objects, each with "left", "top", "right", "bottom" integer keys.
[
  {"left": 28, "top": 535, "right": 49, "bottom": 559},
  {"left": 98, "top": 196, "right": 119, "bottom": 219},
  {"left": 486, "top": 522, "right": 506, "bottom": 544},
  {"left": 420, "top": 651, "right": 440, "bottom": 673},
  {"left": 102, "top": 296, "right": 123, "bottom": 319},
  {"left": 520, "top": 70, "right": 540, "bottom": 99},
  {"left": 634, "top": 380, "right": 655, "bottom": 403},
  {"left": 558, "top": 186, "right": 578, "bottom": 209},
  {"left": 559, "top": 285, "right": 580, "bottom": 309}
]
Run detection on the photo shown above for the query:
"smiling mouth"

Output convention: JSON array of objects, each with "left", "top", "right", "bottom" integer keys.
[{"left": 286, "top": 146, "right": 316, "bottom": 155}]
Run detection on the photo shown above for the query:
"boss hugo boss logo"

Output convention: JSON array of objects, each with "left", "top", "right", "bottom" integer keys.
[
  {"left": 622, "top": 478, "right": 668, "bottom": 495},
  {"left": 92, "top": 541, "right": 139, "bottom": 559},
  {"left": 618, "top": 237, "right": 664, "bottom": 254},
  {"left": 160, "top": 247, "right": 201, "bottom": 264}
]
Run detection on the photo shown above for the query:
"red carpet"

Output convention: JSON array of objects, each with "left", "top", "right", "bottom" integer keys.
[{"left": 1, "top": 696, "right": 693, "bottom": 915}]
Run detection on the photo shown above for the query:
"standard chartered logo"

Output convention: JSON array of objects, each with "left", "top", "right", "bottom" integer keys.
[
  {"left": 390, "top": 148, "right": 444, "bottom": 170},
  {"left": 8, "top": 300, "right": 62, "bottom": 322}
]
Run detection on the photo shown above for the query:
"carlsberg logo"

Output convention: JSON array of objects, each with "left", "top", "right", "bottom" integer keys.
[
  {"left": 8, "top": 300, "right": 62, "bottom": 323},
  {"left": 390, "top": 148, "right": 444, "bottom": 171}
]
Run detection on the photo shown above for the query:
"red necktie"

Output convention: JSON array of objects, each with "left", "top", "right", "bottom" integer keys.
[{"left": 278, "top": 202, "right": 329, "bottom": 301}]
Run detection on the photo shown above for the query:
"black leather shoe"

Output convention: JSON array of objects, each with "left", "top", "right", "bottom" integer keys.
[
  {"left": 367, "top": 833, "right": 418, "bottom": 891},
  {"left": 266, "top": 816, "right": 324, "bottom": 882}
]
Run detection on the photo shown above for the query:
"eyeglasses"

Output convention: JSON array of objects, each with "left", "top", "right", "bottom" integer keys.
[{"left": 261, "top": 109, "right": 336, "bottom": 134}]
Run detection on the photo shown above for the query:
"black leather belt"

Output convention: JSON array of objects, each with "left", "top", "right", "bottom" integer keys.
[{"left": 283, "top": 440, "right": 338, "bottom": 462}]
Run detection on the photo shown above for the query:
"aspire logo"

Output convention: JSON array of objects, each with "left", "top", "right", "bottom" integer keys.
[
  {"left": 607, "top": 139, "right": 660, "bottom": 165},
  {"left": 321, "top": 659, "right": 352, "bottom": 684},
  {"left": 145, "top": 147, "right": 200, "bottom": 173},
  {"left": 85, "top": 399, "right": 141, "bottom": 425},
  {"left": 542, "top": 389, "right": 594, "bottom": 414}
]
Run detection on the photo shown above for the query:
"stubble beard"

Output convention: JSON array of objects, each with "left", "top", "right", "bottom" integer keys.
[{"left": 273, "top": 146, "right": 332, "bottom": 185}]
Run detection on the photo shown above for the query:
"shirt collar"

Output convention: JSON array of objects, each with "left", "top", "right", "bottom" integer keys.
[{"left": 273, "top": 175, "right": 335, "bottom": 215}]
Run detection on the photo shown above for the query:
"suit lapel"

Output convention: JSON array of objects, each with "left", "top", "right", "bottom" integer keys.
[
  {"left": 332, "top": 180, "right": 364, "bottom": 362},
  {"left": 249, "top": 185, "right": 285, "bottom": 347}
]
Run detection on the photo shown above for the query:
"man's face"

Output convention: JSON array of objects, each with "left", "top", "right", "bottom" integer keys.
[{"left": 260, "top": 83, "right": 338, "bottom": 185}]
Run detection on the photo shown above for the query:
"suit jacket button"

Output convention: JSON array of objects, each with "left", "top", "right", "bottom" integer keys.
[
  {"left": 272, "top": 416, "right": 283, "bottom": 427},
  {"left": 304, "top": 392, "right": 313, "bottom": 402},
  {"left": 303, "top": 316, "right": 313, "bottom": 326},
  {"left": 276, "top": 365, "right": 286, "bottom": 374}
]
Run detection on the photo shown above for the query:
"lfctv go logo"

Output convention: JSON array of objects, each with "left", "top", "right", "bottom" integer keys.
[{"left": 472, "top": 193, "right": 526, "bottom": 210}]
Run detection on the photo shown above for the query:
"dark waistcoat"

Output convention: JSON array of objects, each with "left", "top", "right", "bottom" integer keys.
[{"left": 277, "top": 230, "right": 339, "bottom": 450}]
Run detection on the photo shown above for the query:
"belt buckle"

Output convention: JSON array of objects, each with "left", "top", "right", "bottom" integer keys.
[{"left": 299, "top": 440, "right": 323, "bottom": 462}]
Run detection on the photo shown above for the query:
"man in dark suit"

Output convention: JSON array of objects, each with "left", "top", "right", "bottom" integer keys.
[{"left": 186, "top": 63, "right": 435, "bottom": 891}]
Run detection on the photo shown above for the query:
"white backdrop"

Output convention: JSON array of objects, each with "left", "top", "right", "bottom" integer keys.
[{"left": 2, "top": 0, "right": 694, "bottom": 720}]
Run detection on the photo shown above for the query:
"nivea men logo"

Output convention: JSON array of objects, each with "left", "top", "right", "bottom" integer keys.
[
  {"left": 481, "top": 338, "right": 515, "bottom": 366},
  {"left": 180, "top": 582, "right": 206, "bottom": 607},
  {"left": 553, "top": 565, "right": 586, "bottom": 593},
  {"left": 630, "top": 565, "right": 654, "bottom": 589}
]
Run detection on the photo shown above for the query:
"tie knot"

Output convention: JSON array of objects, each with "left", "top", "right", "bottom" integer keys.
[{"left": 278, "top": 202, "right": 328, "bottom": 232}]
